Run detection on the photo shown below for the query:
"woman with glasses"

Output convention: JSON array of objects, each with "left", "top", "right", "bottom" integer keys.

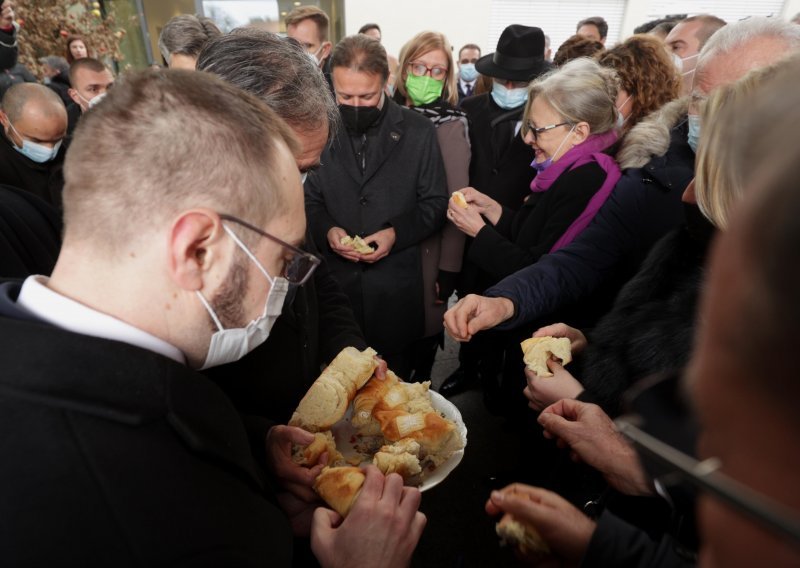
[
  {"left": 446, "top": 58, "right": 621, "bottom": 407},
  {"left": 391, "top": 31, "right": 470, "bottom": 381}
]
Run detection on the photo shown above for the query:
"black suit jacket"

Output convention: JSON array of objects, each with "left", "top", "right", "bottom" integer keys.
[
  {"left": 0, "top": 184, "right": 62, "bottom": 278},
  {"left": 0, "top": 282, "right": 292, "bottom": 567}
]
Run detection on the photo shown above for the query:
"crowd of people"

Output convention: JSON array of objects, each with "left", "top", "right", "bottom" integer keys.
[{"left": 1, "top": 0, "right": 799, "bottom": 565}]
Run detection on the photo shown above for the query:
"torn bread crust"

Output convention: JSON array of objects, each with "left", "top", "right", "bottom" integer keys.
[{"left": 520, "top": 336, "right": 572, "bottom": 377}]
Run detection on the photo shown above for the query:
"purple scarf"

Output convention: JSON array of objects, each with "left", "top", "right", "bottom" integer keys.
[{"left": 530, "top": 129, "right": 622, "bottom": 253}]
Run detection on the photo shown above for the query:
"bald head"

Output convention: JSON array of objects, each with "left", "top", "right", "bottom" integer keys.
[{"left": 0, "top": 83, "right": 67, "bottom": 150}]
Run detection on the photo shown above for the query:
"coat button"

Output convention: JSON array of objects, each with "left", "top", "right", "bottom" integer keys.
[{"left": 360, "top": 197, "right": 368, "bottom": 205}]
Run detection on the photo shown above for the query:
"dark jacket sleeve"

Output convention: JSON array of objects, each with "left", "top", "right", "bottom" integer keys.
[
  {"left": 581, "top": 511, "right": 694, "bottom": 568},
  {"left": 304, "top": 168, "right": 339, "bottom": 253},
  {"left": 390, "top": 119, "right": 448, "bottom": 252},
  {"left": 485, "top": 161, "right": 688, "bottom": 329},
  {"left": 312, "top": 251, "right": 368, "bottom": 363},
  {"left": 468, "top": 165, "right": 605, "bottom": 281}
]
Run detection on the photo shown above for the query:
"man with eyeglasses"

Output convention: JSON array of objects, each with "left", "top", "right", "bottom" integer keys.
[{"left": 0, "top": 69, "right": 425, "bottom": 566}]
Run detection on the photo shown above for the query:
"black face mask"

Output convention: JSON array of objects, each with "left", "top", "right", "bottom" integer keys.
[{"left": 338, "top": 101, "right": 385, "bottom": 135}]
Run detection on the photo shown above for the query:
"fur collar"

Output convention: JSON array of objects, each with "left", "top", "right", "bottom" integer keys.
[{"left": 616, "top": 97, "right": 690, "bottom": 170}]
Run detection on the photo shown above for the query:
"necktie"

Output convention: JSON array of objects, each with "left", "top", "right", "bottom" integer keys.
[{"left": 465, "top": 84, "right": 473, "bottom": 96}]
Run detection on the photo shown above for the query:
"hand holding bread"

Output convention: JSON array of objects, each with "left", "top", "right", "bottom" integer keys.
[{"left": 520, "top": 336, "right": 572, "bottom": 377}]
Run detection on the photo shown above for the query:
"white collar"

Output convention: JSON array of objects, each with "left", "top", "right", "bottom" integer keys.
[
  {"left": 17, "top": 275, "right": 185, "bottom": 364},
  {"left": 459, "top": 77, "right": 476, "bottom": 89}
]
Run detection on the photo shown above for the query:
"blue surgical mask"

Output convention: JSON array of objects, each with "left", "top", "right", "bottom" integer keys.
[
  {"left": 687, "top": 114, "right": 700, "bottom": 153},
  {"left": 616, "top": 94, "right": 632, "bottom": 130},
  {"left": 491, "top": 82, "right": 527, "bottom": 110},
  {"left": 8, "top": 124, "right": 62, "bottom": 163},
  {"left": 460, "top": 63, "right": 478, "bottom": 82}
]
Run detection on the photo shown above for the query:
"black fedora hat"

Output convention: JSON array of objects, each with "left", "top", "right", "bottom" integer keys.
[{"left": 476, "top": 24, "right": 550, "bottom": 82}]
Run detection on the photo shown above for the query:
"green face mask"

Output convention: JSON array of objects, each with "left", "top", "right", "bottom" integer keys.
[{"left": 405, "top": 74, "right": 444, "bottom": 106}]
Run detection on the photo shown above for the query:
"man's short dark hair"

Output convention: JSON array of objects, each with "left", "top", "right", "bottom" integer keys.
[
  {"left": 577, "top": 16, "right": 608, "bottom": 40},
  {"left": 331, "top": 35, "right": 389, "bottom": 83},
  {"left": 196, "top": 28, "right": 338, "bottom": 138},
  {"left": 358, "top": 23, "right": 380, "bottom": 35},
  {"left": 634, "top": 15, "right": 687, "bottom": 35},
  {"left": 158, "top": 14, "right": 221, "bottom": 62},
  {"left": 458, "top": 43, "right": 481, "bottom": 59},
  {"left": 68, "top": 58, "right": 109, "bottom": 86},
  {"left": 682, "top": 14, "right": 727, "bottom": 49}
]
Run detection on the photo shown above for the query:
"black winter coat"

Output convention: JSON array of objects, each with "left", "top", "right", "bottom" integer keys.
[
  {"left": 305, "top": 100, "right": 447, "bottom": 355},
  {"left": 466, "top": 161, "right": 607, "bottom": 291},
  {"left": 0, "top": 131, "right": 65, "bottom": 209},
  {"left": 0, "top": 184, "right": 61, "bottom": 278},
  {"left": 460, "top": 93, "right": 535, "bottom": 210},
  {"left": 0, "top": 282, "right": 293, "bottom": 566},
  {"left": 488, "top": 120, "right": 694, "bottom": 328},
  {"left": 577, "top": 224, "right": 712, "bottom": 416}
]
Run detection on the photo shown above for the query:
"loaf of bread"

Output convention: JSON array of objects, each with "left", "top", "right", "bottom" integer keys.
[
  {"left": 352, "top": 371, "right": 400, "bottom": 431},
  {"left": 496, "top": 515, "right": 550, "bottom": 558},
  {"left": 292, "top": 431, "right": 344, "bottom": 466},
  {"left": 290, "top": 347, "right": 379, "bottom": 432},
  {"left": 451, "top": 191, "right": 469, "bottom": 208},
  {"left": 520, "top": 336, "right": 572, "bottom": 377},
  {"left": 374, "top": 409, "right": 462, "bottom": 466},
  {"left": 313, "top": 466, "right": 365, "bottom": 518}
]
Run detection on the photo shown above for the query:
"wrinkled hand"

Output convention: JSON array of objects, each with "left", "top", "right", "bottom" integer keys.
[
  {"left": 533, "top": 323, "right": 588, "bottom": 355},
  {"left": 311, "top": 466, "right": 426, "bottom": 568},
  {"left": 456, "top": 187, "right": 503, "bottom": 224},
  {"left": 444, "top": 294, "right": 514, "bottom": 342},
  {"left": 524, "top": 360, "right": 584, "bottom": 411},
  {"left": 266, "top": 425, "right": 327, "bottom": 502},
  {"left": 538, "top": 400, "right": 652, "bottom": 496},
  {"left": 327, "top": 227, "right": 362, "bottom": 262},
  {"left": 447, "top": 199, "right": 487, "bottom": 237},
  {"left": 486, "top": 484, "right": 596, "bottom": 566},
  {"left": 360, "top": 227, "right": 396, "bottom": 263}
]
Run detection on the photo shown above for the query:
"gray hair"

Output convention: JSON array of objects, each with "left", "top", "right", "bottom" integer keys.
[
  {"left": 38, "top": 55, "right": 69, "bottom": 76},
  {"left": 158, "top": 14, "right": 221, "bottom": 62},
  {"left": 522, "top": 57, "right": 619, "bottom": 137},
  {"left": 196, "top": 28, "right": 338, "bottom": 138},
  {"left": 698, "top": 16, "right": 800, "bottom": 72}
]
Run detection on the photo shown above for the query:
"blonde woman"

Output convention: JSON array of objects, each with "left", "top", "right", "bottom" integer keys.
[{"left": 394, "top": 31, "right": 471, "bottom": 381}]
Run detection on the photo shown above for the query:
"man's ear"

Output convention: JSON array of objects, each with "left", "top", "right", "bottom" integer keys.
[
  {"left": 68, "top": 88, "right": 83, "bottom": 109},
  {"left": 168, "top": 209, "right": 227, "bottom": 292},
  {"left": 0, "top": 110, "right": 8, "bottom": 128},
  {"left": 320, "top": 41, "right": 333, "bottom": 62}
]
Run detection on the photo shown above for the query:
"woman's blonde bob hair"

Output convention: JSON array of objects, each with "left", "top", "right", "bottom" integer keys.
[
  {"left": 520, "top": 57, "right": 619, "bottom": 139},
  {"left": 396, "top": 31, "right": 457, "bottom": 106}
]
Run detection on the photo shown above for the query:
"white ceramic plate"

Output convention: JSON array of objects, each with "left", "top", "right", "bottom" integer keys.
[{"left": 331, "top": 390, "right": 468, "bottom": 492}]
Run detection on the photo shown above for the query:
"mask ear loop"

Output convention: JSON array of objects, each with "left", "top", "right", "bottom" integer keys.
[
  {"left": 196, "top": 290, "right": 224, "bottom": 331},
  {"left": 222, "top": 224, "right": 275, "bottom": 285}
]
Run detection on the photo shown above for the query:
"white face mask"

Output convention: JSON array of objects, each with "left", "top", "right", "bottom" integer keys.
[
  {"left": 307, "top": 44, "right": 324, "bottom": 66},
  {"left": 616, "top": 94, "right": 632, "bottom": 129},
  {"left": 196, "top": 224, "right": 289, "bottom": 370},
  {"left": 672, "top": 52, "right": 699, "bottom": 76}
]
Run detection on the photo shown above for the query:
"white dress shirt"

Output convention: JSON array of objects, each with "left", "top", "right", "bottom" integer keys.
[
  {"left": 16, "top": 275, "right": 185, "bottom": 364},
  {"left": 459, "top": 77, "right": 476, "bottom": 96}
]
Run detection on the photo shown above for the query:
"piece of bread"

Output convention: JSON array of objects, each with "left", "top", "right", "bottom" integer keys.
[
  {"left": 520, "top": 336, "right": 572, "bottom": 377},
  {"left": 340, "top": 235, "right": 375, "bottom": 254},
  {"left": 451, "top": 191, "right": 469, "bottom": 208},
  {"left": 496, "top": 515, "right": 550, "bottom": 558},
  {"left": 290, "top": 347, "right": 379, "bottom": 431},
  {"left": 313, "top": 466, "right": 365, "bottom": 518},
  {"left": 292, "top": 431, "right": 343, "bottom": 466},
  {"left": 352, "top": 371, "right": 400, "bottom": 428},
  {"left": 374, "top": 409, "right": 463, "bottom": 465},
  {"left": 373, "top": 438, "right": 422, "bottom": 480}
]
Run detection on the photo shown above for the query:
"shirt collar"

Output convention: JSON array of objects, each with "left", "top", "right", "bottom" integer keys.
[
  {"left": 17, "top": 275, "right": 185, "bottom": 364},
  {"left": 459, "top": 77, "right": 476, "bottom": 90}
]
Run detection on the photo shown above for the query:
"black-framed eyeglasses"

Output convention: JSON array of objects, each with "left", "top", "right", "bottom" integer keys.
[
  {"left": 408, "top": 62, "right": 448, "bottom": 80},
  {"left": 524, "top": 121, "right": 572, "bottom": 141},
  {"left": 616, "top": 372, "right": 800, "bottom": 546},
  {"left": 219, "top": 213, "right": 321, "bottom": 286}
]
